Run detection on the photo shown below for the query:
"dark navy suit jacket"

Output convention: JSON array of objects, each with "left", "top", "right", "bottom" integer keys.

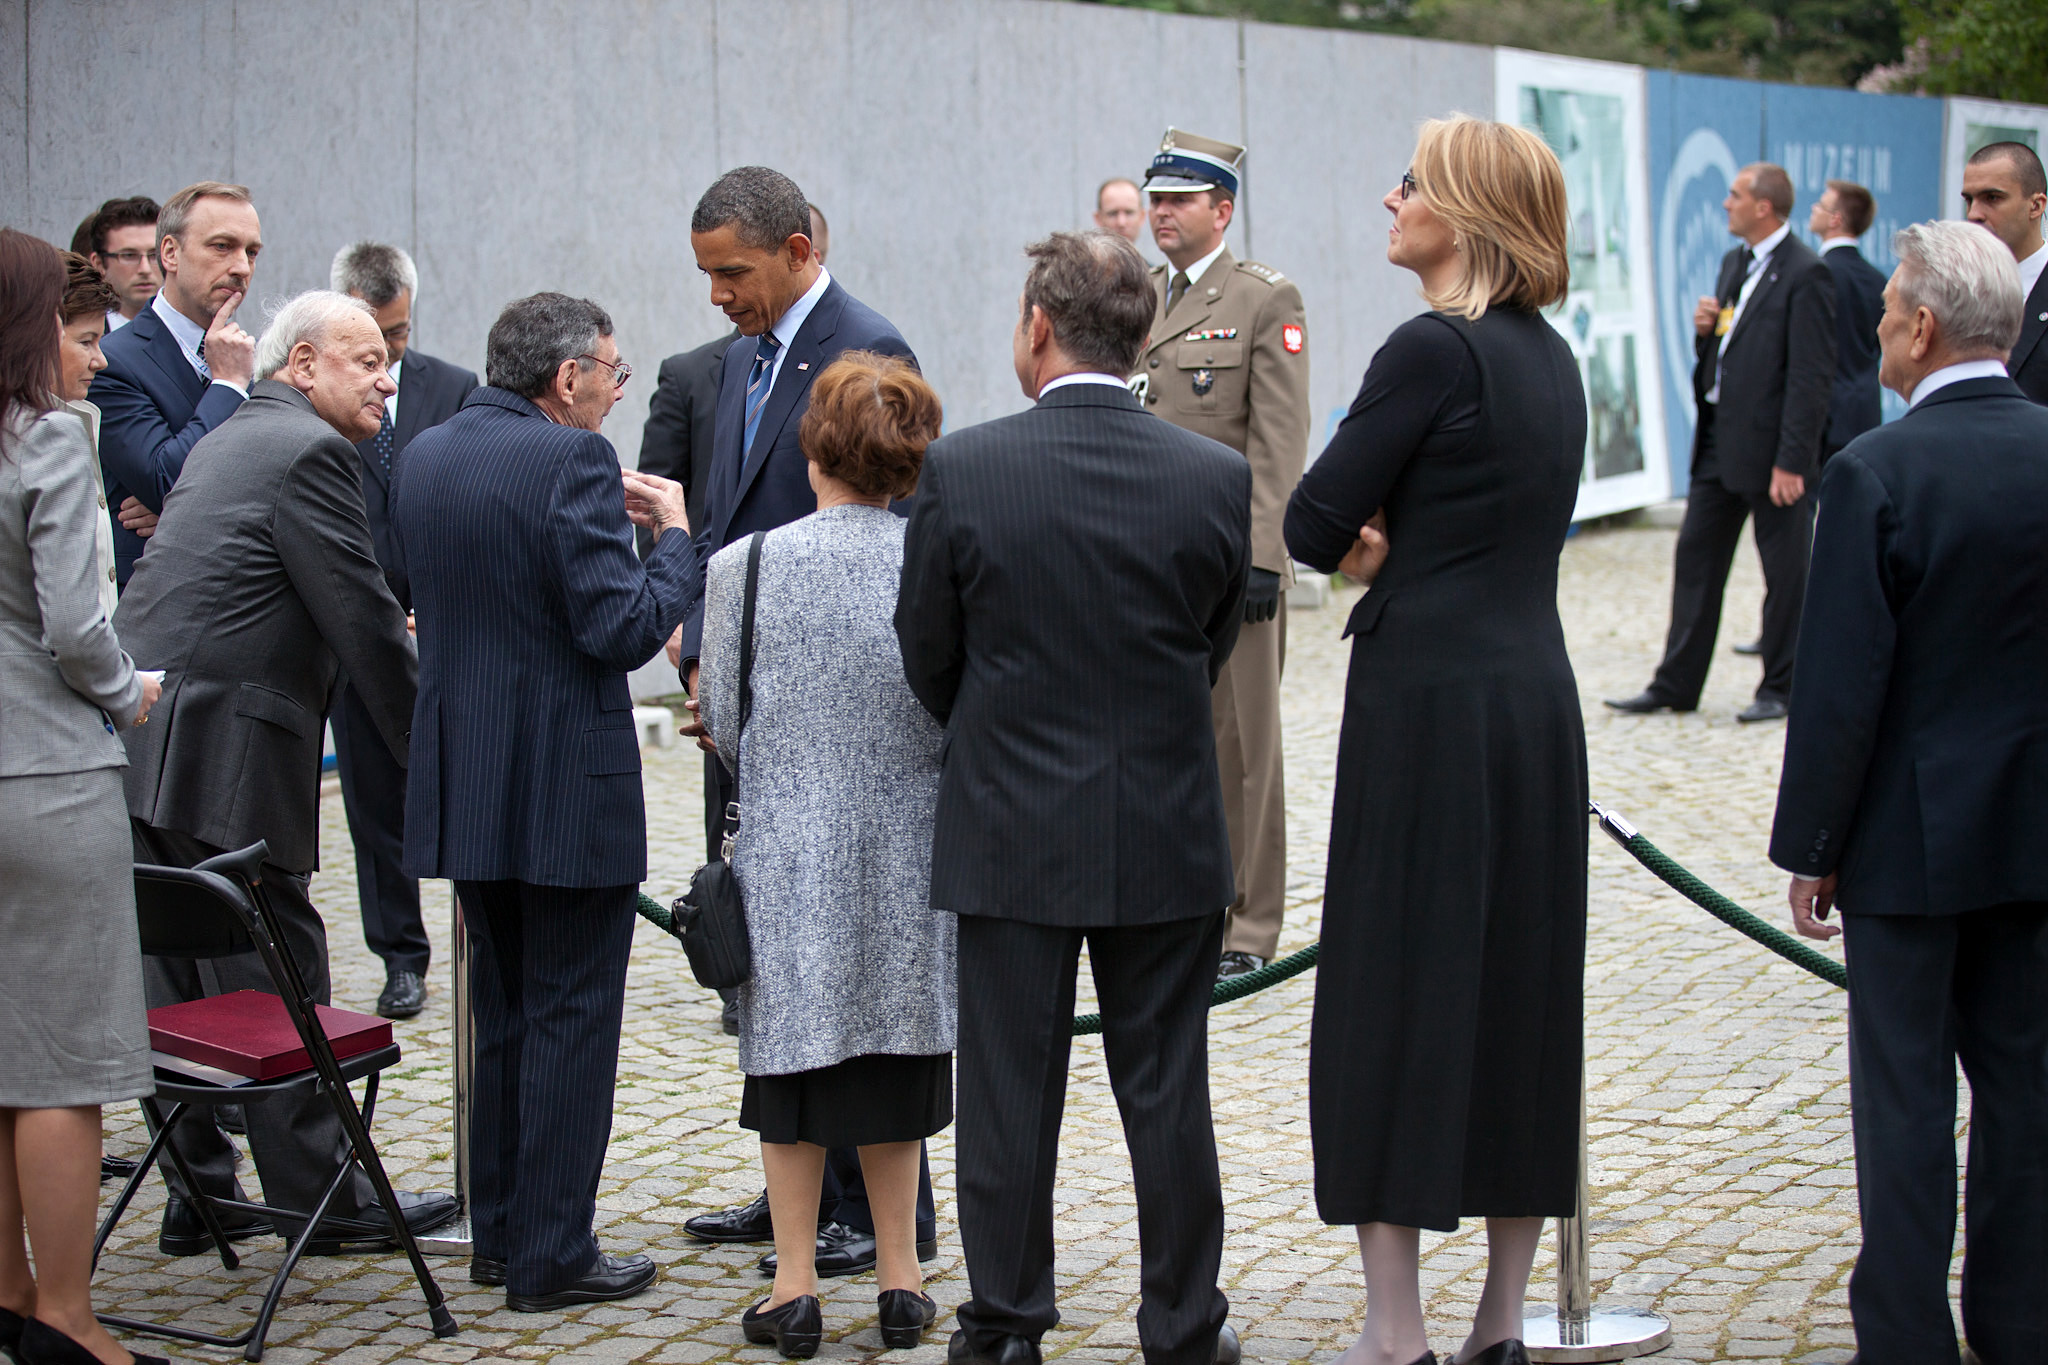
[
  {"left": 676, "top": 278, "right": 913, "bottom": 668},
  {"left": 90, "top": 303, "right": 247, "bottom": 585},
  {"left": 392, "top": 387, "right": 698, "bottom": 887},
  {"left": 2012, "top": 269, "right": 2048, "bottom": 406},
  {"left": 352, "top": 348, "right": 478, "bottom": 608},
  {"left": 1821, "top": 244, "right": 1886, "bottom": 453},
  {"left": 1769, "top": 377, "right": 2048, "bottom": 915}
]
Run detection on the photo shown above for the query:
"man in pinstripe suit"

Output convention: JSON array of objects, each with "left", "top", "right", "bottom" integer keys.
[
  {"left": 394, "top": 293, "right": 696, "bottom": 1312},
  {"left": 897, "top": 232, "right": 1249, "bottom": 1365}
]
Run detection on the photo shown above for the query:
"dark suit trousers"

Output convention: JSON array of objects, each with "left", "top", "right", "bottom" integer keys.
[
  {"left": 456, "top": 879, "right": 637, "bottom": 1295},
  {"left": 330, "top": 676, "right": 427, "bottom": 976},
  {"left": 1649, "top": 414, "right": 1813, "bottom": 707},
  {"left": 1842, "top": 904, "right": 2048, "bottom": 1365},
  {"left": 955, "top": 912, "right": 1228, "bottom": 1365},
  {"left": 704, "top": 753, "right": 937, "bottom": 1238},
  {"left": 133, "top": 822, "right": 381, "bottom": 1220}
]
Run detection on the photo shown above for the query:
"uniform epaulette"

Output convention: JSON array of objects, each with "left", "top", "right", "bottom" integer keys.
[{"left": 1236, "top": 261, "right": 1286, "bottom": 284}]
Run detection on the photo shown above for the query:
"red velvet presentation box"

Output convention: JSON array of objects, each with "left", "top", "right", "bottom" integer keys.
[{"left": 147, "top": 990, "right": 393, "bottom": 1080}]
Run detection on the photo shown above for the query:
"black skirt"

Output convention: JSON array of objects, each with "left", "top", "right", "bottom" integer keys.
[{"left": 741, "top": 1051, "right": 953, "bottom": 1147}]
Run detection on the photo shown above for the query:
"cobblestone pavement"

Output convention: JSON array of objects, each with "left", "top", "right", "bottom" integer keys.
[{"left": 93, "top": 523, "right": 1920, "bottom": 1364}]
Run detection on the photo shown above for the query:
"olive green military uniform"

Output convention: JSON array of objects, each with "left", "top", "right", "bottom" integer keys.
[{"left": 1133, "top": 247, "right": 1310, "bottom": 960}]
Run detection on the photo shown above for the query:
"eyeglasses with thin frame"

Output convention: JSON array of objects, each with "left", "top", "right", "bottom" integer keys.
[
  {"left": 98, "top": 248, "right": 160, "bottom": 268},
  {"left": 380, "top": 322, "right": 412, "bottom": 345},
  {"left": 1400, "top": 171, "right": 1419, "bottom": 201},
  {"left": 578, "top": 353, "right": 632, "bottom": 389}
]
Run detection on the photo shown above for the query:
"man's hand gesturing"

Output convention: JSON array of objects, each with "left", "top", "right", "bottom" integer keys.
[
  {"left": 204, "top": 290, "right": 255, "bottom": 388},
  {"left": 622, "top": 469, "right": 690, "bottom": 542}
]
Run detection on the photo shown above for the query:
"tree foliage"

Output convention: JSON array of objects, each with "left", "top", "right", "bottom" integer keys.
[{"left": 1898, "top": 0, "right": 2048, "bottom": 105}]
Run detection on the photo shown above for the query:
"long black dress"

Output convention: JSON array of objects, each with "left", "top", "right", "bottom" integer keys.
[{"left": 1285, "top": 307, "right": 1589, "bottom": 1231}]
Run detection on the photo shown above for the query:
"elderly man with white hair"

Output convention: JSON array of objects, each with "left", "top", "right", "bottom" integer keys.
[
  {"left": 1769, "top": 219, "right": 2048, "bottom": 1365},
  {"left": 115, "top": 289, "right": 461, "bottom": 1259}
]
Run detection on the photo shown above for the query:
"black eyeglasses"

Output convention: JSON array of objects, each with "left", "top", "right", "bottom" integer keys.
[
  {"left": 578, "top": 354, "right": 632, "bottom": 389},
  {"left": 1400, "top": 171, "right": 1419, "bottom": 201}
]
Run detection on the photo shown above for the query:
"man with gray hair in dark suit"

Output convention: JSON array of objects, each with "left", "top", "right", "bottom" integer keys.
[
  {"left": 897, "top": 231, "right": 1249, "bottom": 1365},
  {"left": 117, "top": 289, "right": 458, "bottom": 1259}
]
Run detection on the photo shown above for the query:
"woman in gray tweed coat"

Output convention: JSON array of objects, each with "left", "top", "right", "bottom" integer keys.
[
  {"left": 699, "top": 352, "right": 950, "bottom": 1358},
  {"left": 0, "top": 237, "right": 166, "bottom": 1365}
]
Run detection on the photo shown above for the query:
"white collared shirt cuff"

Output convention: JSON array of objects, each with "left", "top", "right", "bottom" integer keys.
[{"left": 211, "top": 379, "right": 248, "bottom": 399}]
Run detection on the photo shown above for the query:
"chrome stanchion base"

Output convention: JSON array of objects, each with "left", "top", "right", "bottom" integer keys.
[
  {"left": 416, "top": 1213, "right": 474, "bottom": 1255},
  {"left": 1523, "top": 1306, "right": 1673, "bottom": 1362}
]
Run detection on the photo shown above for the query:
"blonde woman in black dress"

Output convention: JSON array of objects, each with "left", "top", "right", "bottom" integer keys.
[{"left": 1284, "top": 118, "right": 1586, "bottom": 1365}]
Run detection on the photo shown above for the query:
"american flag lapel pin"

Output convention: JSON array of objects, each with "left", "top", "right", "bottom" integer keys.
[{"left": 797, "top": 361, "right": 810, "bottom": 370}]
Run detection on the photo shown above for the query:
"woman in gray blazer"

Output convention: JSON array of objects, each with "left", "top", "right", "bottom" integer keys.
[
  {"left": 700, "top": 353, "right": 950, "bottom": 1358},
  {"left": 0, "top": 233, "right": 166, "bottom": 1365}
]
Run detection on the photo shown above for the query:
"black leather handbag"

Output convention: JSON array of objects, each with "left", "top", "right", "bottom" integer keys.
[{"left": 673, "top": 532, "right": 763, "bottom": 991}]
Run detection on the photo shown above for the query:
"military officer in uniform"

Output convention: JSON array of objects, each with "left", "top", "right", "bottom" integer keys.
[{"left": 1132, "top": 128, "right": 1311, "bottom": 980}]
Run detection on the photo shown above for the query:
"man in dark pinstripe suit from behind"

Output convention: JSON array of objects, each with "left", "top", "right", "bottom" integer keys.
[{"left": 897, "top": 232, "right": 1250, "bottom": 1365}]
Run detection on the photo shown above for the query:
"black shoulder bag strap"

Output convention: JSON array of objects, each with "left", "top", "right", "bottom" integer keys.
[{"left": 720, "top": 531, "right": 765, "bottom": 857}]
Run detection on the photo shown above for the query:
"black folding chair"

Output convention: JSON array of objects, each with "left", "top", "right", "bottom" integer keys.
[{"left": 92, "top": 841, "right": 457, "bottom": 1361}]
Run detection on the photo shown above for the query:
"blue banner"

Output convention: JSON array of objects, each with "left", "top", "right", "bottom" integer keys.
[{"left": 1646, "top": 73, "right": 1944, "bottom": 481}]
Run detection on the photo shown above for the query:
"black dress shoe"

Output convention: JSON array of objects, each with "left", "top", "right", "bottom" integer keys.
[
  {"left": 0, "top": 1304, "right": 23, "bottom": 1362},
  {"left": 98, "top": 1154, "right": 138, "bottom": 1184},
  {"left": 1604, "top": 691, "right": 1688, "bottom": 714},
  {"left": 759, "top": 1222, "right": 940, "bottom": 1276},
  {"left": 158, "top": 1195, "right": 271, "bottom": 1256},
  {"left": 507, "top": 1251, "right": 658, "bottom": 1312},
  {"left": 722, "top": 994, "right": 741, "bottom": 1037},
  {"left": 878, "top": 1289, "right": 938, "bottom": 1348},
  {"left": 215, "top": 1103, "right": 246, "bottom": 1134},
  {"left": 1732, "top": 638, "right": 1762, "bottom": 655},
  {"left": 1455, "top": 1340, "right": 1528, "bottom": 1365},
  {"left": 17, "top": 1317, "right": 168, "bottom": 1365},
  {"left": 947, "top": 1328, "right": 1042, "bottom": 1365},
  {"left": 686, "top": 1189, "right": 776, "bottom": 1242},
  {"left": 744, "top": 1293, "right": 823, "bottom": 1358},
  {"left": 470, "top": 1255, "right": 507, "bottom": 1286},
  {"left": 377, "top": 969, "right": 427, "bottom": 1019},
  {"left": 1736, "top": 696, "right": 1789, "bottom": 723},
  {"left": 1213, "top": 1324, "right": 1241, "bottom": 1365},
  {"left": 296, "top": 1188, "right": 460, "bottom": 1255},
  {"left": 1216, "top": 952, "right": 1266, "bottom": 981}
]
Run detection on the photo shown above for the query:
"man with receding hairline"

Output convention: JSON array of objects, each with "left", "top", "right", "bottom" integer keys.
[
  {"left": 1093, "top": 177, "right": 1144, "bottom": 244},
  {"left": 1962, "top": 140, "right": 2048, "bottom": 403},
  {"left": 1609, "top": 161, "right": 1835, "bottom": 724}
]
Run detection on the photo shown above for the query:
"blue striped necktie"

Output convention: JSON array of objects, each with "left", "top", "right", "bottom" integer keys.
[{"left": 742, "top": 332, "right": 782, "bottom": 457}]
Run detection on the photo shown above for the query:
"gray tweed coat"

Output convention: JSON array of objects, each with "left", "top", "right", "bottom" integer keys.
[{"left": 700, "top": 504, "right": 952, "bottom": 1075}]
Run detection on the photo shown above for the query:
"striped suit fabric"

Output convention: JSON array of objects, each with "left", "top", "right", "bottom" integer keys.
[
  {"left": 393, "top": 384, "right": 696, "bottom": 1295},
  {"left": 895, "top": 381, "right": 1250, "bottom": 1365}
]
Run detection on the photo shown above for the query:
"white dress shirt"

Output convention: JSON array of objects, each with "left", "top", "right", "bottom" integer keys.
[
  {"left": 383, "top": 357, "right": 403, "bottom": 425},
  {"left": 105, "top": 309, "right": 131, "bottom": 334},
  {"left": 1819, "top": 236, "right": 1861, "bottom": 255},
  {"left": 758, "top": 267, "right": 833, "bottom": 403},
  {"left": 2016, "top": 243, "right": 2047, "bottom": 309},
  {"left": 1907, "top": 358, "right": 2009, "bottom": 410},
  {"left": 1169, "top": 240, "right": 1230, "bottom": 305},
  {"left": 150, "top": 293, "right": 246, "bottom": 398},
  {"left": 1039, "top": 372, "right": 1130, "bottom": 395},
  {"left": 1707, "top": 222, "right": 1792, "bottom": 405}
]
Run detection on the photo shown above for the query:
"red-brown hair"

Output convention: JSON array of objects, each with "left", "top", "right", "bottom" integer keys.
[
  {"left": 799, "top": 351, "right": 942, "bottom": 499},
  {"left": 61, "top": 251, "right": 119, "bottom": 324},
  {"left": 0, "top": 229, "right": 64, "bottom": 431}
]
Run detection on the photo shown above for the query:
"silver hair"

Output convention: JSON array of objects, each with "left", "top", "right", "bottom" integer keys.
[
  {"left": 255, "top": 290, "right": 378, "bottom": 379},
  {"left": 329, "top": 241, "right": 419, "bottom": 306},
  {"left": 1891, "top": 220, "right": 2024, "bottom": 356}
]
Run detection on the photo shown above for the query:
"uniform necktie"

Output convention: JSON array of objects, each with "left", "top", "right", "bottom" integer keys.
[
  {"left": 373, "top": 405, "right": 395, "bottom": 477},
  {"left": 743, "top": 332, "right": 783, "bottom": 458},
  {"left": 1167, "top": 270, "right": 1191, "bottom": 314}
]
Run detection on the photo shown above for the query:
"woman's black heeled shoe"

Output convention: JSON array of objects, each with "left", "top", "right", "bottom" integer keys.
[
  {"left": 0, "top": 1305, "right": 25, "bottom": 1365},
  {"left": 742, "top": 1294, "right": 823, "bottom": 1359},
  {"left": 17, "top": 1317, "right": 167, "bottom": 1365},
  {"left": 1455, "top": 1341, "right": 1527, "bottom": 1365},
  {"left": 877, "top": 1288, "right": 938, "bottom": 1348}
]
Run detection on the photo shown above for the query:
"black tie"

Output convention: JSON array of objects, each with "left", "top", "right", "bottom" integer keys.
[
  {"left": 1167, "top": 271, "right": 1190, "bottom": 314},
  {"left": 1723, "top": 248, "right": 1755, "bottom": 307}
]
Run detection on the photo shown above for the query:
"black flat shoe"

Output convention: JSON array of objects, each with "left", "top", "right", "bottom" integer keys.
[
  {"left": 98, "top": 1155, "right": 138, "bottom": 1184},
  {"left": 1604, "top": 690, "right": 1689, "bottom": 715},
  {"left": 1736, "top": 696, "right": 1788, "bottom": 723},
  {"left": 1455, "top": 1341, "right": 1527, "bottom": 1365},
  {"left": 295, "top": 1188, "right": 459, "bottom": 1255},
  {"left": 157, "top": 1195, "right": 271, "bottom": 1257},
  {"left": 470, "top": 1255, "right": 507, "bottom": 1286},
  {"left": 686, "top": 1189, "right": 776, "bottom": 1243},
  {"left": 759, "top": 1222, "right": 939, "bottom": 1276},
  {"left": 507, "top": 1251, "right": 657, "bottom": 1312},
  {"left": 743, "top": 1294, "right": 823, "bottom": 1358},
  {"left": 376, "top": 969, "right": 426, "bottom": 1019},
  {"left": 18, "top": 1317, "right": 168, "bottom": 1365},
  {"left": 0, "top": 1305, "right": 23, "bottom": 1364},
  {"left": 947, "top": 1328, "right": 1042, "bottom": 1365},
  {"left": 877, "top": 1289, "right": 938, "bottom": 1348}
]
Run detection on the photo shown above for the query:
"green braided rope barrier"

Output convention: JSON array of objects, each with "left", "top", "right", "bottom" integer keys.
[
  {"left": 633, "top": 894, "right": 1321, "bottom": 1035},
  {"left": 1590, "top": 801, "right": 1847, "bottom": 991}
]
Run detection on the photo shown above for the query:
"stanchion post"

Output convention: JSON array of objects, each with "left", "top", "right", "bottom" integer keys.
[
  {"left": 417, "top": 887, "right": 475, "bottom": 1253},
  {"left": 1523, "top": 1074, "right": 1672, "bottom": 1361}
]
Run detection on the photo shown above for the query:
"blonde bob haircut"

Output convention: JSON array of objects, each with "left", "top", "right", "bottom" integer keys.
[{"left": 1410, "top": 115, "right": 1571, "bottom": 320}]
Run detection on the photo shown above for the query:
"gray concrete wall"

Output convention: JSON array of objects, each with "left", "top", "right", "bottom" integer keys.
[{"left": 4, "top": 0, "right": 1491, "bottom": 467}]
